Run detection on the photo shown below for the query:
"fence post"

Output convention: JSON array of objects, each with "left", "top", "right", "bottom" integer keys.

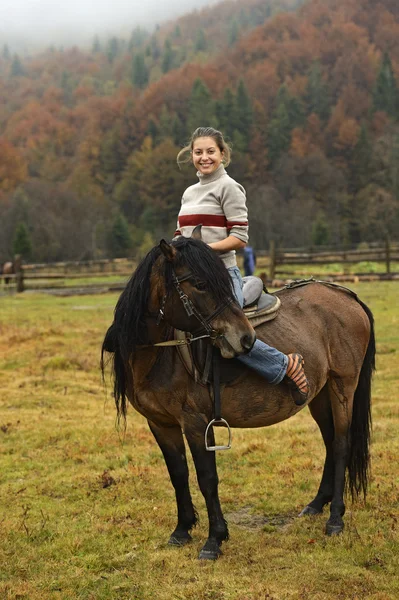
[
  {"left": 385, "top": 237, "right": 391, "bottom": 274},
  {"left": 14, "top": 254, "right": 24, "bottom": 293},
  {"left": 269, "top": 240, "right": 276, "bottom": 281}
]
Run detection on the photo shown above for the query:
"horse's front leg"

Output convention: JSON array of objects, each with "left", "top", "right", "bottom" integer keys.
[
  {"left": 182, "top": 407, "right": 229, "bottom": 560},
  {"left": 148, "top": 420, "right": 198, "bottom": 546}
]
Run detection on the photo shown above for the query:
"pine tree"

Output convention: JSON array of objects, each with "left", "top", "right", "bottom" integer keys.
[
  {"left": 173, "top": 25, "right": 182, "bottom": 39},
  {"left": 194, "top": 29, "right": 207, "bottom": 52},
  {"left": 92, "top": 36, "right": 101, "bottom": 53},
  {"left": 372, "top": 53, "right": 399, "bottom": 119},
  {"left": 128, "top": 27, "right": 148, "bottom": 52},
  {"left": 13, "top": 223, "right": 32, "bottom": 259},
  {"left": 228, "top": 20, "right": 240, "bottom": 46},
  {"left": 108, "top": 214, "right": 133, "bottom": 257},
  {"left": 351, "top": 124, "right": 372, "bottom": 192},
  {"left": 2, "top": 44, "right": 10, "bottom": 60},
  {"left": 10, "top": 54, "right": 24, "bottom": 77},
  {"left": 305, "top": 61, "right": 331, "bottom": 122},
  {"left": 131, "top": 53, "right": 149, "bottom": 89},
  {"left": 106, "top": 37, "right": 119, "bottom": 64},
  {"left": 267, "top": 86, "right": 304, "bottom": 165},
  {"left": 218, "top": 88, "right": 235, "bottom": 138},
  {"left": 162, "top": 39, "right": 175, "bottom": 74},
  {"left": 233, "top": 80, "right": 253, "bottom": 150},
  {"left": 187, "top": 79, "right": 217, "bottom": 133},
  {"left": 311, "top": 213, "right": 330, "bottom": 246}
]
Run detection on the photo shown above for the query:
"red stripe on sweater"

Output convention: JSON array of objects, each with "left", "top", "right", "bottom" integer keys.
[
  {"left": 179, "top": 214, "right": 227, "bottom": 228},
  {"left": 226, "top": 220, "right": 248, "bottom": 230}
]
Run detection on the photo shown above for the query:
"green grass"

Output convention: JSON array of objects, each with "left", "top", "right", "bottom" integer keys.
[{"left": 0, "top": 284, "right": 398, "bottom": 599}]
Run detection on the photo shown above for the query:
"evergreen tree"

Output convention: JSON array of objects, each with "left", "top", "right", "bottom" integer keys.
[
  {"left": 162, "top": 39, "right": 175, "bottom": 74},
  {"left": 194, "top": 29, "right": 207, "bottom": 52},
  {"left": 2, "top": 44, "right": 10, "bottom": 60},
  {"left": 305, "top": 61, "right": 331, "bottom": 121},
  {"left": 108, "top": 213, "right": 133, "bottom": 257},
  {"left": 106, "top": 37, "right": 119, "bottom": 64},
  {"left": 311, "top": 212, "right": 330, "bottom": 246},
  {"left": 372, "top": 53, "right": 399, "bottom": 119},
  {"left": 128, "top": 27, "right": 148, "bottom": 52},
  {"left": 13, "top": 223, "right": 32, "bottom": 259},
  {"left": 92, "top": 36, "right": 101, "bottom": 53},
  {"left": 173, "top": 25, "right": 182, "bottom": 39},
  {"left": 216, "top": 88, "right": 235, "bottom": 137},
  {"left": 267, "top": 86, "right": 304, "bottom": 165},
  {"left": 187, "top": 79, "right": 217, "bottom": 133},
  {"left": 131, "top": 53, "right": 149, "bottom": 88},
  {"left": 147, "top": 118, "right": 159, "bottom": 144},
  {"left": 351, "top": 124, "right": 372, "bottom": 191},
  {"left": 10, "top": 54, "right": 24, "bottom": 77},
  {"left": 234, "top": 80, "right": 253, "bottom": 150},
  {"left": 228, "top": 20, "right": 240, "bottom": 46}
]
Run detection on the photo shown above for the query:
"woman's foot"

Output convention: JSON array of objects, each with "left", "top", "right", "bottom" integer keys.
[{"left": 285, "top": 353, "right": 309, "bottom": 406}]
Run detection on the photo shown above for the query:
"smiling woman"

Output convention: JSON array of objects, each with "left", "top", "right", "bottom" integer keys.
[{"left": 175, "top": 127, "right": 310, "bottom": 403}]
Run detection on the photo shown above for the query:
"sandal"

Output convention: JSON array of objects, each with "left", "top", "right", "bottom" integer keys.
[{"left": 285, "top": 353, "right": 309, "bottom": 406}]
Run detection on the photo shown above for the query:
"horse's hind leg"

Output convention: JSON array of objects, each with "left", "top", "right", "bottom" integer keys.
[
  {"left": 300, "top": 384, "right": 335, "bottom": 516},
  {"left": 148, "top": 420, "right": 198, "bottom": 546},
  {"left": 301, "top": 378, "right": 355, "bottom": 536},
  {"left": 182, "top": 406, "right": 229, "bottom": 560}
]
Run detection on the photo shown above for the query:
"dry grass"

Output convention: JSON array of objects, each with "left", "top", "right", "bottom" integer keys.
[{"left": 0, "top": 284, "right": 398, "bottom": 600}]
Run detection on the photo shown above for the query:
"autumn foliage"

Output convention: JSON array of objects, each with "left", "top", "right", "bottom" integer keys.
[{"left": 0, "top": 0, "right": 398, "bottom": 261}]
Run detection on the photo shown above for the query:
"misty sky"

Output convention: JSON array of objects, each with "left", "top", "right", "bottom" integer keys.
[{"left": 0, "top": 0, "right": 219, "bottom": 51}]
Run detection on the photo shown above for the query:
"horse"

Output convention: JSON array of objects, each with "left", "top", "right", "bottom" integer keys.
[
  {"left": 1, "top": 261, "right": 15, "bottom": 285},
  {"left": 102, "top": 235, "right": 375, "bottom": 560}
]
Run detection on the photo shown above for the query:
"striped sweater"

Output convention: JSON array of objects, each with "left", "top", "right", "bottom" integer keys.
[{"left": 175, "top": 164, "right": 249, "bottom": 268}]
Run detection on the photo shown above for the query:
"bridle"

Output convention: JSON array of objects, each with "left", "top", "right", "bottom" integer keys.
[{"left": 152, "top": 269, "right": 234, "bottom": 347}]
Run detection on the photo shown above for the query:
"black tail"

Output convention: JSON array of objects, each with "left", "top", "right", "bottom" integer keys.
[
  {"left": 347, "top": 299, "right": 375, "bottom": 499},
  {"left": 101, "top": 323, "right": 128, "bottom": 425}
]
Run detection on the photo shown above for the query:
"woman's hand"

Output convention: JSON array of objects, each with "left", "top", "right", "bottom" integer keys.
[{"left": 208, "top": 236, "right": 246, "bottom": 253}]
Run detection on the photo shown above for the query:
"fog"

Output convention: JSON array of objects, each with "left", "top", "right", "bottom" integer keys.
[{"left": 0, "top": 0, "right": 220, "bottom": 52}]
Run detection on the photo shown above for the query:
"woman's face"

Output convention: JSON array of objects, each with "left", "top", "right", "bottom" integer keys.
[{"left": 192, "top": 136, "right": 224, "bottom": 175}]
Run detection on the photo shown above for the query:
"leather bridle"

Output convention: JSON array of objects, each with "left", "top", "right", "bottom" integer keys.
[{"left": 153, "top": 269, "right": 234, "bottom": 346}]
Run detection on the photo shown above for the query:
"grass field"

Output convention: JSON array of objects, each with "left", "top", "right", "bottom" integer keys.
[{"left": 0, "top": 283, "right": 398, "bottom": 600}]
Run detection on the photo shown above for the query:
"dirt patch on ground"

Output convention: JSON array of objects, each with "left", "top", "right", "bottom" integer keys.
[{"left": 225, "top": 507, "right": 295, "bottom": 531}]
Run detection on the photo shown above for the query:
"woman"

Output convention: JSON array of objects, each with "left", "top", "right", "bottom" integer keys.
[{"left": 175, "top": 127, "right": 309, "bottom": 405}]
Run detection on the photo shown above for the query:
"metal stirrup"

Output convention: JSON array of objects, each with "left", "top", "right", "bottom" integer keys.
[
  {"left": 205, "top": 347, "right": 232, "bottom": 451},
  {"left": 205, "top": 418, "right": 232, "bottom": 451}
]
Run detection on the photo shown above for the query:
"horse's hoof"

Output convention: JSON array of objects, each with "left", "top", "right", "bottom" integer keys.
[
  {"left": 325, "top": 522, "right": 344, "bottom": 536},
  {"left": 299, "top": 505, "right": 323, "bottom": 517},
  {"left": 198, "top": 548, "right": 222, "bottom": 561},
  {"left": 168, "top": 533, "right": 192, "bottom": 547}
]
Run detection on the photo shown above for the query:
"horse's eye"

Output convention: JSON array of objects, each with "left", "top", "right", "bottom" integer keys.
[{"left": 195, "top": 281, "right": 207, "bottom": 291}]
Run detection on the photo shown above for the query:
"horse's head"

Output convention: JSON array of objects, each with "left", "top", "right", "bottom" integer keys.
[{"left": 155, "top": 237, "right": 256, "bottom": 358}]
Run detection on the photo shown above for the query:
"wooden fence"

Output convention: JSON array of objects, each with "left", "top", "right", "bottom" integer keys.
[{"left": 1, "top": 242, "right": 398, "bottom": 295}]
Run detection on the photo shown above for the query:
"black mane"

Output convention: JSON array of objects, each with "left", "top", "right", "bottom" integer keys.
[
  {"left": 101, "top": 237, "right": 235, "bottom": 420},
  {"left": 109, "top": 237, "right": 235, "bottom": 360}
]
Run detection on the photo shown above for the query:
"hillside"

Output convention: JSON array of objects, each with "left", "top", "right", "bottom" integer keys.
[{"left": 0, "top": 0, "right": 399, "bottom": 262}]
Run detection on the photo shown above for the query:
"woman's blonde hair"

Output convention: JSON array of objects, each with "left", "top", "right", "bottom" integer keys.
[{"left": 177, "top": 127, "right": 232, "bottom": 168}]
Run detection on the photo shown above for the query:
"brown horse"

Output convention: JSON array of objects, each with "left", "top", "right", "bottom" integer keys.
[{"left": 102, "top": 236, "right": 375, "bottom": 560}]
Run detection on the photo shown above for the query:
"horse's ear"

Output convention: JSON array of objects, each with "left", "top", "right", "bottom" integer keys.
[
  {"left": 191, "top": 224, "right": 202, "bottom": 240},
  {"left": 159, "top": 239, "right": 177, "bottom": 262}
]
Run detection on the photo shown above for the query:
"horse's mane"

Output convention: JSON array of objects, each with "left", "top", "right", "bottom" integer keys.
[{"left": 103, "top": 237, "right": 235, "bottom": 363}]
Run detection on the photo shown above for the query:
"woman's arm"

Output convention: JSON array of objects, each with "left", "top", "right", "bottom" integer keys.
[{"left": 208, "top": 236, "right": 246, "bottom": 252}]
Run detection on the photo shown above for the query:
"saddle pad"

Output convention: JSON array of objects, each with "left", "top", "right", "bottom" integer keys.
[{"left": 244, "top": 295, "right": 281, "bottom": 328}]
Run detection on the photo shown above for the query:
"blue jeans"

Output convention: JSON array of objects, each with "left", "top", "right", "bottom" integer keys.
[{"left": 227, "top": 266, "right": 288, "bottom": 385}]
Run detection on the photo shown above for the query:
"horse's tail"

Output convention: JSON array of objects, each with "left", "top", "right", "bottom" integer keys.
[
  {"left": 347, "top": 298, "right": 376, "bottom": 499},
  {"left": 101, "top": 323, "right": 128, "bottom": 425}
]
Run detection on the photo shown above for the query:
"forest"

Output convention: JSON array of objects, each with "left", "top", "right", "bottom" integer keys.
[{"left": 0, "top": 0, "right": 399, "bottom": 262}]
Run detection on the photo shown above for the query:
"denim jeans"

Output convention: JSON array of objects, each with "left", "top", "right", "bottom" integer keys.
[{"left": 227, "top": 266, "right": 288, "bottom": 385}]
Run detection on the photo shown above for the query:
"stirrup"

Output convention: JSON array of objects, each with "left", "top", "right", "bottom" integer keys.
[{"left": 205, "top": 418, "right": 232, "bottom": 451}]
